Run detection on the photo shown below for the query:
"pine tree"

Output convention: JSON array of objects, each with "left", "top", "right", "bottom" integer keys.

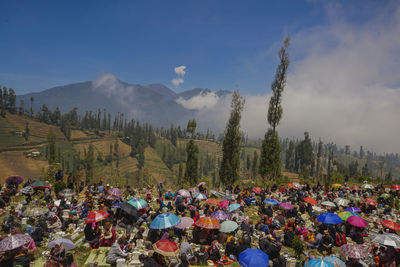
[
  {"left": 30, "top": 97, "right": 34, "bottom": 117},
  {"left": 8, "top": 88, "right": 16, "bottom": 114},
  {"left": 259, "top": 37, "right": 290, "bottom": 182},
  {"left": 285, "top": 140, "right": 295, "bottom": 171},
  {"left": 178, "top": 162, "right": 184, "bottom": 184},
  {"left": 315, "top": 140, "right": 323, "bottom": 182},
  {"left": 47, "top": 128, "right": 56, "bottom": 164},
  {"left": 251, "top": 151, "right": 258, "bottom": 179},
  {"left": 246, "top": 154, "right": 251, "bottom": 171},
  {"left": 184, "top": 120, "right": 199, "bottom": 185},
  {"left": 85, "top": 144, "right": 95, "bottom": 183},
  {"left": 219, "top": 91, "right": 245, "bottom": 185}
]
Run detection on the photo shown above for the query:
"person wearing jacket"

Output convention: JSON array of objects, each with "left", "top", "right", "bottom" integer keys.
[{"left": 106, "top": 237, "right": 128, "bottom": 267}]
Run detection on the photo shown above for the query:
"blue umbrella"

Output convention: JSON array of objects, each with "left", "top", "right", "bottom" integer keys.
[
  {"left": 317, "top": 213, "right": 343, "bottom": 225},
  {"left": 345, "top": 207, "right": 361, "bottom": 213},
  {"left": 323, "top": 256, "right": 346, "bottom": 267},
  {"left": 239, "top": 248, "right": 269, "bottom": 267},
  {"left": 193, "top": 193, "right": 207, "bottom": 200},
  {"left": 264, "top": 199, "right": 279, "bottom": 205},
  {"left": 228, "top": 203, "right": 241, "bottom": 212},
  {"left": 128, "top": 198, "right": 148, "bottom": 209},
  {"left": 150, "top": 213, "right": 181, "bottom": 229},
  {"left": 111, "top": 202, "right": 121, "bottom": 209},
  {"left": 305, "top": 259, "right": 334, "bottom": 267}
]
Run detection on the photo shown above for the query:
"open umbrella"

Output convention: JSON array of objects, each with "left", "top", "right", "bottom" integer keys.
[
  {"left": 31, "top": 181, "right": 51, "bottom": 188},
  {"left": 207, "top": 199, "right": 220, "bottom": 206},
  {"left": 20, "top": 186, "right": 34, "bottom": 195},
  {"left": 286, "top": 183, "right": 296, "bottom": 189},
  {"left": 195, "top": 217, "right": 221, "bottom": 229},
  {"left": 323, "top": 257, "right": 345, "bottom": 267},
  {"left": 109, "top": 188, "right": 123, "bottom": 196},
  {"left": 252, "top": 187, "right": 262, "bottom": 194},
  {"left": 312, "top": 206, "right": 325, "bottom": 212},
  {"left": 304, "top": 197, "right": 318, "bottom": 206},
  {"left": 340, "top": 244, "right": 368, "bottom": 259},
  {"left": 6, "top": 175, "right": 24, "bottom": 185},
  {"left": 390, "top": 185, "right": 400, "bottom": 190},
  {"left": 178, "top": 189, "right": 191, "bottom": 198},
  {"left": 364, "top": 198, "right": 378, "bottom": 206},
  {"left": 317, "top": 213, "right": 342, "bottom": 225},
  {"left": 105, "top": 194, "right": 120, "bottom": 200},
  {"left": 220, "top": 220, "right": 238, "bottom": 233},
  {"left": 334, "top": 198, "right": 348, "bottom": 207},
  {"left": 175, "top": 217, "right": 194, "bottom": 229},
  {"left": 153, "top": 240, "right": 179, "bottom": 256},
  {"left": 264, "top": 199, "right": 280, "bottom": 205},
  {"left": 338, "top": 212, "right": 360, "bottom": 221},
  {"left": 352, "top": 186, "right": 361, "bottom": 191},
  {"left": 239, "top": 248, "right": 269, "bottom": 267},
  {"left": 211, "top": 210, "right": 229, "bottom": 221},
  {"left": 150, "top": 213, "right": 181, "bottom": 229},
  {"left": 84, "top": 210, "right": 110, "bottom": 223},
  {"left": 47, "top": 238, "right": 75, "bottom": 250},
  {"left": 228, "top": 203, "right": 240, "bottom": 212},
  {"left": 332, "top": 184, "right": 342, "bottom": 187},
  {"left": 345, "top": 207, "right": 361, "bottom": 213},
  {"left": 361, "top": 184, "right": 374, "bottom": 189},
  {"left": 128, "top": 198, "right": 147, "bottom": 209},
  {"left": 59, "top": 189, "right": 75, "bottom": 198},
  {"left": 197, "top": 182, "right": 206, "bottom": 187},
  {"left": 305, "top": 259, "right": 334, "bottom": 267},
  {"left": 348, "top": 216, "right": 367, "bottom": 228},
  {"left": 380, "top": 193, "right": 391, "bottom": 199},
  {"left": 219, "top": 200, "right": 229, "bottom": 208},
  {"left": 120, "top": 202, "right": 138, "bottom": 218},
  {"left": 23, "top": 207, "right": 47, "bottom": 217},
  {"left": 188, "top": 187, "right": 199, "bottom": 193},
  {"left": 193, "top": 193, "right": 207, "bottom": 200},
  {"left": 380, "top": 220, "right": 400, "bottom": 231},
  {"left": 0, "top": 234, "right": 31, "bottom": 252},
  {"left": 371, "top": 234, "right": 400, "bottom": 248},
  {"left": 280, "top": 202, "right": 293, "bottom": 210},
  {"left": 321, "top": 201, "right": 336, "bottom": 207}
]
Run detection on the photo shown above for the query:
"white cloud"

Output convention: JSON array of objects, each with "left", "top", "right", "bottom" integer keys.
[
  {"left": 171, "top": 78, "right": 184, "bottom": 87},
  {"left": 174, "top": 65, "right": 186, "bottom": 76},
  {"left": 176, "top": 91, "right": 220, "bottom": 110}
]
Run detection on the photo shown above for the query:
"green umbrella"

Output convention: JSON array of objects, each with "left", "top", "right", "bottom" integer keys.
[
  {"left": 219, "top": 220, "right": 239, "bottom": 233},
  {"left": 380, "top": 193, "right": 391, "bottom": 199}
]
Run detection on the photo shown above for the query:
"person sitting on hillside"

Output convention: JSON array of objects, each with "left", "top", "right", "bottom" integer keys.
[
  {"left": 106, "top": 237, "right": 129, "bottom": 267},
  {"left": 165, "top": 190, "right": 175, "bottom": 200}
]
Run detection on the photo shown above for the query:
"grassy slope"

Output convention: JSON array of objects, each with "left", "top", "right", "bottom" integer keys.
[{"left": 144, "top": 146, "right": 176, "bottom": 184}]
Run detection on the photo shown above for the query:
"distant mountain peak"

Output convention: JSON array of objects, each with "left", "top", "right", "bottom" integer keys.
[{"left": 146, "top": 83, "right": 177, "bottom": 99}]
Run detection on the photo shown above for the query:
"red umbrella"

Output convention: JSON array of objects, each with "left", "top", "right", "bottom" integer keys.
[
  {"left": 390, "top": 185, "right": 400, "bottom": 190},
  {"left": 195, "top": 217, "right": 221, "bottom": 229},
  {"left": 84, "top": 210, "right": 110, "bottom": 223},
  {"left": 380, "top": 220, "right": 400, "bottom": 231},
  {"left": 206, "top": 199, "right": 220, "bottom": 206},
  {"left": 303, "top": 197, "right": 318, "bottom": 206},
  {"left": 252, "top": 187, "right": 262, "bottom": 194},
  {"left": 364, "top": 198, "right": 377, "bottom": 206},
  {"left": 352, "top": 186, "right": 360, "bottom": 191},
  {"left": 153, "top": 240, "right": 179, "bottom": 256},
  {"left": 286, "top": 183, "right": 296, "bottom": 189}
]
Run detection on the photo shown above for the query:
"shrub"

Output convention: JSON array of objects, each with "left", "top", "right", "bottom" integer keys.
[{"left": 54, "top": 180, "right": 67, "bottom": 195}]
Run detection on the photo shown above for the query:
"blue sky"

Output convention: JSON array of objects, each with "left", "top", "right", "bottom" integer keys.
[{"left": 0, "top": 0, "right": 386, "bottom": 95}]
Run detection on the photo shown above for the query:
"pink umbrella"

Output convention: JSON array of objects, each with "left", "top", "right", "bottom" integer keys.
[
  {"left": 178, "top": 189, "right": 191, "bottom": 198},
  {"left": 347, "top": 216, "right": 367, "bottom": 228},
  {"left": 340, "top": 244, "right": 368, "bottom": 259},
  {"left": 219, "top": 200, "right": 229, "bottom": 208},
  {"left": 280, "top": 202, "right": 294, "bottom": 210},
  {"left": 175, "top": 217, "right": 194, "bottom": 229},
  {"left": 189, "top": 187, "right": 199, "bottom": 193},
  {"left": 197, "top": 182, "right": 206, "bottom": 187}
]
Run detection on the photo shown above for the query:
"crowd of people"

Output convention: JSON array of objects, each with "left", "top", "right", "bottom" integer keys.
[{"left": 0, "top": 173, "right": 399, "bottom": 267}]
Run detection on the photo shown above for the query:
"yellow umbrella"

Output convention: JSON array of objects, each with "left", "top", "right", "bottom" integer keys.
[{"left": 332, "top": 184, "right": 342, "bottom": 187}]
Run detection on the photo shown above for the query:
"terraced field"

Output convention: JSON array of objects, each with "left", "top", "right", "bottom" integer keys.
[{"left": 144, "top": 146, "right": 176, "bottom": 184}]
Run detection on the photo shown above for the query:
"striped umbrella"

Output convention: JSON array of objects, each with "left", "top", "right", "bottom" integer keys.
[
  {"left": 264, "top": 199, "right": 280, "bottom": 205},
  {"left": 84, "top": 210, "right": 110, "bottom": 223},
  {"left": 128, "top": 198, "right": 147, "bottom": 209},
  {"left": 59, "top": 189, "right": 75, "bottom": 198},
  {"left": 153, "top": 240, "right": 179, "bottom": 256},
  {"left": 195, "top": 217, "right": 221, "bottom": 229},
  {"left": 150, "top": 213, "right": 181, "bottom": 229}
]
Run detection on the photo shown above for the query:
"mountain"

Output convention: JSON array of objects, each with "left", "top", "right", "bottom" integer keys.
[{"left": 17, "top": 80, "right": 231, "bottom": 128}]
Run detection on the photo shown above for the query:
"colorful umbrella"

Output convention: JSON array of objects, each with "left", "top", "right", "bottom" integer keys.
[
  {"left": 150, "top": 213, "right": 181, "bottom": 229},
  {"left": 120, "top": 202, "right": 138, "bottom": 217},
  {"left": 333, "top": 198, "right": 348, "bottom": 207},
  {"left": 47, "top": 238, "right": 75, "bottom": 250},
  {"left": 84, "top": 210, "right": 110, "bottom": 223},
  {"left": 23, "top": 207, "right": 47, "bottom": 217},
  {"left": 264, "top": 199, "right": 280, "bottom": 205},
  {"left": 380, "top": 220, "right": 400, "bottom": 231},
  {"left": 0, "top": 234, "right": 31, "bottom": 252},
  {"left": 175, "top": 217, "right": 194, "bottom": 229},
  {"left": 178, "top": 189, "right": 191, "bottom": 198},
  {"left": 59, "top": 189, "right": 75, "bottom": 197},
  {"left": 323, "top": 256, "right": 346, "bottom": 267},
  {"left": 109, "top": 188, "right": 123, "bottom": 196},
  {"left": 286, "top": 183, "right": 296, "bottom": 189},
  {"left": 195, "top": 217, "right": 221, "bottom": 229},
  {"left": 305, "top": 259, "right": 334, "bottom": 267},
  {"left": 31, "top": 181, "right": 51, "bottom": 188},
  {"left": 211, "top": 210, "right": 229, "bottom": 221},
  {"left": 20, "top": 186, "right": 34, "bottom": 195},
  {"left": 153, "top": 240, "right": 179, "bottom": 256},
  {"left": 321, "top": 201, "right": 336, "bottom": 207},
  {"left": 390, "top": 185, "right": 400, "bottom": 190},
  {"left": 380, "top": 193, "right": 391, "bottom": 199},
  {"left": 188, "top": 187, "right": 199, "bottom": 193},
  {"left": 219, "top": 200, "right": 229, "bottom": 208},
  {"left": 207, "top": 199, "right": 220, "bottom": 206},
  {"left": 340, "top": 244, "right": 368, "bottom": 259},
  {"left": 193, "top": 193, "right": 207, "bottom": 200},
  {"left": 361, "top": 184, "right": 374, "bottom": 189},
  {"left": 220, "top": 220, "right": 239, "bottom": 233},
  {"left": 332, "top": 183, "right": 342, "bottom": 187},
  {"left": 352, "top": 186, "right": 361, "bottom": 191},
  {"left": 364, "top": 198, "right": 378, "bottom": 206},
  {"left": 105, "top": 194, "right": 120, "bottom": 200},
  {"left": 348, "top": 216, "right": 367, "bottom": 228},
  {"left": 239, "top": 248, "right": 269, "bottom": 267},
  {"left": 317, "top": 213, "right": 343, "bottom": 225},
  {"left": 128, "top": 198, "right": 148, "bottom": 209},
  {"left": 304, "top": 197, "right": 318, "bottom": 206},
  {"left": 280, "top": 202, "right": 294, "bottom": 210},
  {"left": 345, "top": 207, "right": 361, "bottom": 213},
  {"left": 371, "top": 234, "right": 400, "bottom": 248},
  {"left": 338, "top": 211, "right": 360, "bottom": 221},
  {"left": 228, "top": 203, "right": 240, "bottom": 212},
  {"left": 197, "top": 182, "right": 206, "bottom": 187},
  {"left": 252, "top": 187, "right": 262, "bottom": 194},
  {"left": 6, "top": 175, "right": 24, "bottom": 185}
]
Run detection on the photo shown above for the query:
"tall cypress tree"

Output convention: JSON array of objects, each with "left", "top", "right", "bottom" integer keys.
[
  {"left": 184, "top": 120, "right": 198, "bottom": 185},
  {"left": 259, "top": 37, "right": 290, "bottom": 183},
  {"left": 47, "top": 128, "right": 57, "bottom": 164},
  {"left": 219, "top": 91, "right": 245, "bottom": 185},
  {"left": 285, "top": 140, "right": 295, "bottom": 172}
]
